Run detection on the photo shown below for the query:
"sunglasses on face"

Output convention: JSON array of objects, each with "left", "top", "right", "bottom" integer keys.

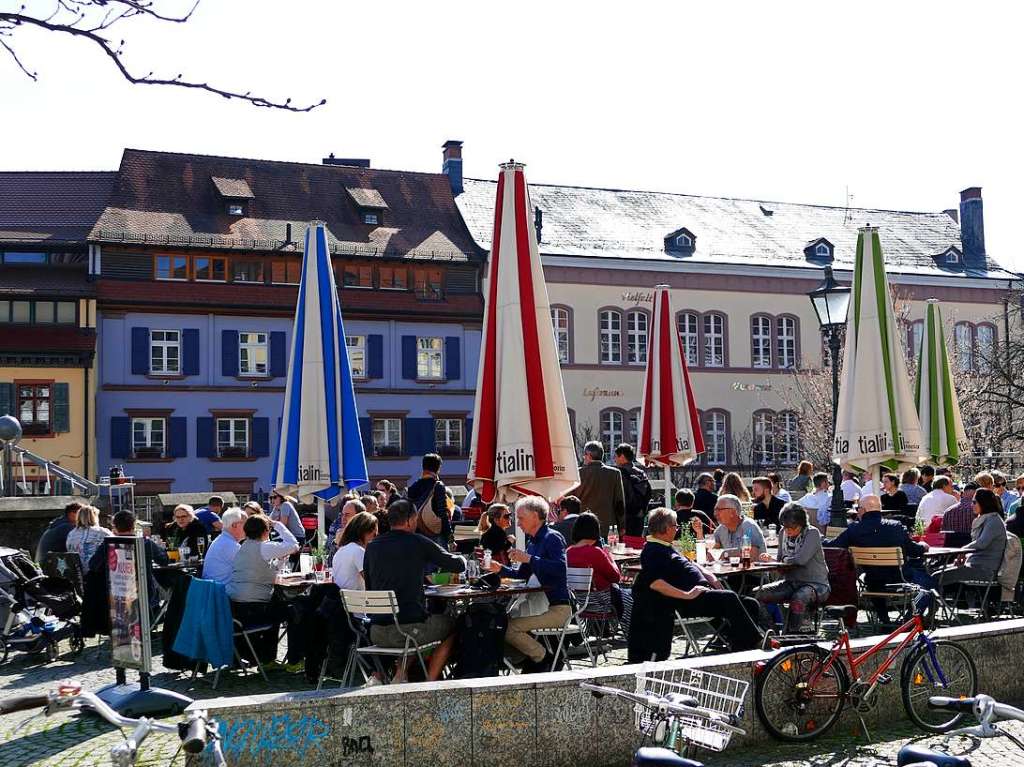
[{"left": 174, "top": 515, "right": 189, "bottom": 520}]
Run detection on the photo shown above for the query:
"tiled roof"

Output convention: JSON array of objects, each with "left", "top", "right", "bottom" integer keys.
[
  {"left": 0, "top": 172, "right": 116, "bottom": 243},
  {"left": 211, "top": 177, "right": 255, "bottom": 199},
  {"left": 0, "top": 266, "right": 95, "bottom": 297},
  {"left": 91, "top": 149, "right": 482, "bottom": 263},
  {"left": 456, "top": 178, "right": 1012, "bottom": 279},
  {"left": 346, "top": 187, "right": 388, "bottom": 209},
  {"left": 0, "top": 325, "right": 96, "bottom": 354}
]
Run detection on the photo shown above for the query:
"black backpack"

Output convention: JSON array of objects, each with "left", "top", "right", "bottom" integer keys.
[
  {"left": 622, "top": 464, "right": 653, "bottom": 517},
  {"left": 454, "top": 602, "right": 508, "bottom": 679}
]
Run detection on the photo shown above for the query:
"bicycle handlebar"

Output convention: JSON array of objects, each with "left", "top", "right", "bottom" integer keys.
[
  {"left": 579, "top": 682, "right": 746, "bottom": 736},
  {"left": 0, "top": 694, "right": 50, "bottom": 715}
]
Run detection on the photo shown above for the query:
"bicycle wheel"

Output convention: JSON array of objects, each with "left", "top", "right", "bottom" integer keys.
[
  {"left": 755, "top": 645, "right": 848, "bottom": 742},
  {"left": 901, "top": 639, "right": 978, "bottom": 732}
]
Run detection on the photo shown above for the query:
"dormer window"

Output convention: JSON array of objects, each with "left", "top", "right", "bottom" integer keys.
[
  {"left": 212, "top": 176, "right": 254, "bottom": 218},
  {"left": 664, "top": 227, "right": 696, "bottom": 257},
  {"left": 804, "top": 238, "right": 834, "bottom": 262},
  {"left": 815, "top": 243, "right": 829, "bottom": 258},
  {"left": 363, "top": 212, "right": 379, "bottom": 226},
  {"left": 227, "top": 204, "right": 244, "bottom": 216},
  {"left": 944, "top": 248, "right": 961, "bottom": 265},
  {"left": 347, "top": 187, "right": 388, "bottom": 227}
]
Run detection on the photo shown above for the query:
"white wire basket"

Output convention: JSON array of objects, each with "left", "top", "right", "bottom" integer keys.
[{"left": 633, "top": 667, "right": 749, "bottom": 752}]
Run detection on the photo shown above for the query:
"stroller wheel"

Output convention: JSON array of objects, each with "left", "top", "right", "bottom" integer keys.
[
  {"left": 70, "top": 632, "right": 85, "bottom": 655},
  {"left": 45, "top": 641, "right": 58, "bottom": 662}
]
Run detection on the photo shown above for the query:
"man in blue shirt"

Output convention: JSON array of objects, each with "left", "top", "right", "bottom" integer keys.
[
  {"left": 194, "top": 495, "right": 224, "bottom": 536},
  {"left": 490, "top": 496, "right": 569, "bottom": 673}
]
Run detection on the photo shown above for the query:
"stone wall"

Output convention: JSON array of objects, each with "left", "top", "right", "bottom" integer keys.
[
  {"left": 189, "top": 619, "right": 1024, "bottom": 767},
  {"left": 0, "top": 496, "right": 95, "bottom": 555}
]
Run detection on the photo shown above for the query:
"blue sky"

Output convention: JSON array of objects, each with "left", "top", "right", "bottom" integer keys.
[{"left": 4, "top": 1, "right": 1021, "bottom": 271}]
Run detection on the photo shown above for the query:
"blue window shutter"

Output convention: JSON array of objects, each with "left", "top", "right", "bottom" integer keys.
[
  {"left": 168, "top": 417, "right": 187, "bottom": 458},
  {"left": 465, "top": 417, "right": 473, "bottom": 454},
  {"left": 0, "top": 383, "right": 13, "bottom": 417},
  {"left": 222, "top": 330, "right": 239, "bottom": 377},
  {"left": 406, "top": 417, "right": 435, "bottom": 457},
  {"left": 367, "top": 335, "right": 384, "bottom": 379},
  {"left": 130, "top": 327, "right": 150, "bottom": 375},
  {"left": 110, "top": 417, "right": 131, "bottom": 459},
  {"left": 252, "top": 417, "right": 270, "bottom": 458},
  {"left": 359, "top": 417, "right": 373, "bottom": 455},
  {"left": 269, "top": 332, "right": 287, "bottom": 378},
  {"left": 445, "top": 336, "right": 461, "bottom": 380},
  {"left": 401, "top": 336, "right": 417, "bottom": 380},
  {"left": 52, "top": 383, "right": 70, "bottom": 433},
  {"left": 182, "top": 329, "right": 200, "bottom": 376},
  {"left": 196, "top": 417, "right": 214, "bottom": 458}
]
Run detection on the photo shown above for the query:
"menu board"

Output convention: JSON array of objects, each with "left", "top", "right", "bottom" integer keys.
[{"left": 106, "top": 536, "right": 152, "bottom": 673}]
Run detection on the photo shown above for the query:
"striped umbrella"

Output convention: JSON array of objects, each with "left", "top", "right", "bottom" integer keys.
[
  {"left": 915, "top": 299, "right": 969, "bottom": 465},
  {"left": 834, "top": 226, "right": 924, "bottom": 477},
  {"left": 468, "top": 162, "right": 579, "bottom": 503},
  {"left": 272, "top": 222, "right": 367, "bottom": 536},
  {"left": 638, "top": 284, "right": 704, "bottom": 467}
]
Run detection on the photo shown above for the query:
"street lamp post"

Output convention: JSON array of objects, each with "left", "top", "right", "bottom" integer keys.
[{"left": 808, "top": 266, "right": 852, "bottom": 529}]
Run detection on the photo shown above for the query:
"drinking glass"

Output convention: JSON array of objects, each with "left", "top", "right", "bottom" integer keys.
[{"left": 179, "top": 544, "right": 190, "bottom": 563}]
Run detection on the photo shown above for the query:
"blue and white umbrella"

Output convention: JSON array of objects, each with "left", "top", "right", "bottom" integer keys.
[{"left": 272, "top": 222, "right": 367, "bottom": 536}]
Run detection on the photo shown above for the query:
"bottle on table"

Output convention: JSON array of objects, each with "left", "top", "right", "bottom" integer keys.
[
  {"left": 740, "top": 533, "right": 752, "bottom": 569},
  {"left": 482, "top": 549, "right": 492, "bottom": 571},
  {"left": 608, "top": 525, "right": 619, "bottom": 551}
]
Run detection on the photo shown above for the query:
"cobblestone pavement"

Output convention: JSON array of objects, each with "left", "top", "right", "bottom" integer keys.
[{"left": 1, "top": 635, "right": 1022, "bottom": 766}]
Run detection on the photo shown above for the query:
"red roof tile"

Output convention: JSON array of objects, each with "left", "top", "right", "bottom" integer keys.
[
  {"left": 0, "top": 325, "right": 96, "bottom": 353},
  {"left": 0, "top": 172, "right": 116, "bottom": 243}
]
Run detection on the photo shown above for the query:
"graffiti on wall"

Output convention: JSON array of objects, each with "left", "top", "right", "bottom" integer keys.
[{"left": 220, "top": 713, "right": 332, "bottom": 760}]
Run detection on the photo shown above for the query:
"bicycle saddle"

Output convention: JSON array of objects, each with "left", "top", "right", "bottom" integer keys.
[
  {"left": 897, "top": 744, "right": 971, "bottom": 767},
  {"left": 632, "top": 747, "right": 704, "bottom": 767}
]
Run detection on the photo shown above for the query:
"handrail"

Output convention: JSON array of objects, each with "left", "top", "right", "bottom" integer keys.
[{"left": 6, "top": 444, "right": 99, "bottom": 495}]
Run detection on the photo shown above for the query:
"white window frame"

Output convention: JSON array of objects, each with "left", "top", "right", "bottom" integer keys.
[
  {"left": 150, "top": 329, "right": 181, "bottom": 375},
  {"left": 975, "top": 324, "right": 995, "bottom": 374},
  {"left": 909, "top": 321, "right": 924, "bottom": 359},
  {"left": 704, "top": 411, "right": 727, "bottom": 466},
  {"left": 372, "top": 417, "right": 403, "bottom": 455},
  {"left": 627, "top": 408, "right": 640, "bottom": 446},
  {"left": 416, "top": 336, "right": 444, "bottom": 380},
  {"left": 626, "top": 310, "right": 648, "bottom": 364},
  {"left": 551, "top": 307, "right": 570, "bottom": 364},
  {"left": 599, "top": 310, "right": 622, "bottom": 364},
  {"left": 777, "top": 316, "right": 797, "bottom": 369},
  {"left": 678, "top": 312, "right": 699, "bottom": 366},
  {"left": 238, "top": 331, "right": 269, "bottom": 377},
  {"left": 955, "top": 323, "right": 973, "bottom": 373},
  {"left": 675, "top": 233, "right": 692, "bottom": 248},
  {"left": 778, "top": 411, "right": 800, "bottom": 464},
  {"left": 815, "top": 243, "right": 830, "bottom": 258},
  {"left": 347, "top": 335, "right": 367, "bottom": 379},
  {"left": 703, "top": 313, "right": 725, "bottom": 368},
  {"left": 434, "top": 417, "right": 464, "bottom": 455},
  {"left": 945, "top": 249, "right": 960, "bottom": 265},
  {"left": 600, "top": 410, "right": 624, "bottom": 458},
  {"left": 216, "top": 417, "right": 250, "bottom": 457},
  {"left": 753, "top": 411, "right": 775, "bottom": 466},
  {"left": 363, "top": 212, "right": 379, "bottom": 225},
  {"left": 132, "top": 417, "right": 166, "bottom": 458},
  {"left": 751, "top": 316, "right": 772, "bottom": 368}
]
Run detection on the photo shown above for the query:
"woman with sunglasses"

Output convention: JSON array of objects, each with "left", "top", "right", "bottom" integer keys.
[{"left": 477, "top": 503, "right": 514, "bottom": 565}]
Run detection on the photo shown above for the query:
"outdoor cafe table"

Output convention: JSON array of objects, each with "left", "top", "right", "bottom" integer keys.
[{"left": 424, "top": 581, "right": 545, "bottom": 604}]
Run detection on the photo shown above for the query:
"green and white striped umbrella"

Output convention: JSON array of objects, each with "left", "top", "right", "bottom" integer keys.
[
  {"left": 915, "top": 299, "right": 969, "bottom": 465},
  {"left": 834, "top": 227, "right": 925, "bottom": 475}
]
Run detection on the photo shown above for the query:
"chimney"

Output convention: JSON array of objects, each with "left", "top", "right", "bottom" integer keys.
[
  {"left": 959, "top": 187, "right": 986, "bottom": 268},
  {"left": 534, "top": 206, "right": 543, "bottom": 244},
  {"left": 442, "top": 140, "right": 463, "bottom": 196},
  {"left": 942, "top": 208, "right": 959, "bottom": 223},
  {"left": 322, "top": 153, "right": 370, "bottom": 168}
]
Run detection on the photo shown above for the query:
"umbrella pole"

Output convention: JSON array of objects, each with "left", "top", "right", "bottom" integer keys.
[
  {"left": 317, "top": 497, "right": 325, "bottom": 551},
  {"left": 664, "top": 467, "right": 673, "bottom": 509}
]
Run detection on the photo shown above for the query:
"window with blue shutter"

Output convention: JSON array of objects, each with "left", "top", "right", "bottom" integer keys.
[
  {"left": 196, "top": 417, "right": 215, "bottom": 458},
  {"left": 0, "top": 383, "right": 12, "bottom": 417},
  {"left": 182, "top": 329, "right": 200, "bottom": 376},
  {"left": 168, "top": 417, "right": 187, "bottom": 458},
  {"left": 110, "top": 417, "right": 131, "bottom": 459},
  {"left": 51, "top": 383, "right": 70, "bottom": 433},
  {"left": 405, "top": 417, "right": 435, "bottom": 457},
  {"left": 359, "top": 417, "right": 373, "bottom": 455},
  {"left": 465, "top": 417, "right": 473, "bottom": 454},
  {"left": 130, "top": 327, "right": 150, "bottom": 375},
  {"left": 445, "top": 336, "right": 461, "bottom": 381},
  {"left": 222, "top": 330, "right": 239, "bottom": 377},
  {"left": 252, "top": 417, "right": 270, "bottom": 457},
  {"left": 269, "top": 332, "right": 287, "bottom": 378},
  {"left": 367, "top": 335, "right": 384, "bottom": 379},
  {"left": 401, "top": 336, "right": 416, "bottom": 380}
]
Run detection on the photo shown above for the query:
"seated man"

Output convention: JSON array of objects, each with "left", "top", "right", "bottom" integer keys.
[
  {"left": 673, "top": 489, "right": 713, "bottom": 537},
  {"left": 705, "top": 495, "right": 767, "bottom": 557},
  {"left": 628, "top": 508, "right": 774, "bottom": 662},
  {"left": 202, "top": 508, "right": 246, "bottom": 585},
  {"left": 824, "top": 494, "right": 931, "bottom": 623},
  {"left": 751, "top": 477, "right": 785, "bottom": 528},
  {"left": 194, "top": 495, "right": 225, "bottom": 536},
  {"left": 798, "top": 472, "right": 832, "bottom": 532},
  {"left": 37, "top": 501, "right": 82, "bottom": 562},
  {"left": 489, "top": 496, "right": 571, "bottom": 673},
  {"left": 363, "top": 500, "right": 466, "bottom": 682},
  {"left": 88, "top": 510, "right": 169, "bottom": 615},
  {"left": 552, "top": 495, "right": 581, "bottom": 542}
]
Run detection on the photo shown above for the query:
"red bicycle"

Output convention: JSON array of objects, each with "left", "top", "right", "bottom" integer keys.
[{"left": 753, "top": 586, "right": 977, "bottom": 741}]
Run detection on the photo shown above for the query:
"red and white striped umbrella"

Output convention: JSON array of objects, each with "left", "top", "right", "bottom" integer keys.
[
  {"left": 468, "top": 162, "right": 579, "bottom": 503},
  {"left": 638, "top": 285, "right": 704, "bottom": 466}
]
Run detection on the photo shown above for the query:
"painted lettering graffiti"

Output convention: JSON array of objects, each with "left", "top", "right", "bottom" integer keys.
[
  {"left": 221, "top": 713, "right": 331, "bottom": 760},
  {"left": 342, "top": 735, "right": 375, "bottom": 756}
]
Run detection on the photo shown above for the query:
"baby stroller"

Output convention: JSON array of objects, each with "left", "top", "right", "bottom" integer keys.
[{"left": 0, "top": 547, "right": 83, "bottom": 663}]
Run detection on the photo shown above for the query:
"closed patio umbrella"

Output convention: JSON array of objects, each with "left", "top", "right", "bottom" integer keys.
[
  {"left": 272, "top": 222, "right": 368, "bottom": 538},
  {"left": 834, "top": 226, "right": 924, "bottom": 480},
  {"left": 915, "top": 298, "right": 969, "bottom": 466},
  {"left": 468, "top": 162, "right": 579, "bottom": 503}
]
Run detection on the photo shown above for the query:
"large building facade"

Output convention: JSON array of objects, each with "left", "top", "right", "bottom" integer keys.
[
  {"left": 89, "top": 149, "right": 483, "bottom": 497},
  {"left": 456, "top": 160, "right": 1015, "bottom": 473}
]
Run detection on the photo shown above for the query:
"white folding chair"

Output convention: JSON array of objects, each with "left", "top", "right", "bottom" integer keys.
[
  {"left": 532, "top": 566, "right": 597, "bottom": 671},
  {"left": 340, "top": 589, "right": 442, "bottom": 684}
]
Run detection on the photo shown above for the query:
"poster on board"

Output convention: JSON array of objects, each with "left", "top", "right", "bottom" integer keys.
[{"left": 106, "top": 536, "right": 152, "bottom": 673}]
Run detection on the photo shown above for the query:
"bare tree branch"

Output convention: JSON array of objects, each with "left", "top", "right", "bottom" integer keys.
[{"left": 0, "top": 37, "right": 36, "bottom": 80}]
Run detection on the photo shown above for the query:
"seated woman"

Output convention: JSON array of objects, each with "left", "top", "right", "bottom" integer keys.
[
  {"left": 226, "top": 514, "right": 302, "bottom": 670},
  {"left": 478, "top": 503, "right": 514, "bottom": 565},
  {"left": 166, "top": 504, "right": 209, "bottom": 554},
  {"left": 566, "top": 512, "right": 630, "bottom": 620},
  {"left": 65, "top": 505, "right": 111, "bottom": 568},
  {"left": 754, "top": 504, "right": 830, "bottom": 633},
  {"left": 939, "top": 488, "right": 1007, "bottom": 589}
]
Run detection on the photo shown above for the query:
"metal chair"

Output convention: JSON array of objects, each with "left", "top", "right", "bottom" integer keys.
[
  {"left": 849, "top": 546, "right": 911, "bottom": 629},
  {"left": 531, "top": 566, "right": 596, "bottom": 671}
]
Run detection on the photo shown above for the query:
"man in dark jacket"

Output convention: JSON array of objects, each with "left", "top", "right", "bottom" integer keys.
[
  {"left": 752, "top": 477, "right": 785, "bottom": 528},
  {"left": 692, "top": 473, "right": 718, "bottom": 517},
  {"left": 36, "top": 501, "right": 82, "bottom": 563},
  {"left": 614, "top": 443, "right": 652, "bottom": 537},
  {"left": 824, "top": 495, "right": 931, "bottom": 622},
  {"left": 572, "top": 441, "right": 626, "bottom": 537},
  {"left": 406, "top": 453, "right": 452, "bottom": 548}
]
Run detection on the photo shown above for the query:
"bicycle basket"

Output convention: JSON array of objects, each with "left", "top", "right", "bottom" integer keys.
[{"left": 634, "top": 667, "right": 749, "bottom": 752}]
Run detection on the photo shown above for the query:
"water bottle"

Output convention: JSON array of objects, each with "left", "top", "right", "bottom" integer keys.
[
  {"left": 608, "top": 526, "right": 619, "bottom": 551},
  {"left": 696, "top": 537, "right": 707, "bottom": 564},
  {"left": 767, "top": 524, "right": 778, "bottom": 547}
]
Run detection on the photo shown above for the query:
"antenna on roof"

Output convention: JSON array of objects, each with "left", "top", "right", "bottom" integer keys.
[{"left": 843, "top": 185, "right": 854, "bottom": 225}]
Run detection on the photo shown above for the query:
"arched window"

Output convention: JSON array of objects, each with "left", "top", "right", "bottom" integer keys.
[
  {"left": 599, "top": 309, "right": 622, "bottom": 364},
  {"left": 976, "top": 323, "right": 996, "bottom": 374},
  {"left": 567, "top": 408, "right": 577, "bottom": 446},
  {"left": 751, "top": 315, "right": 773, "bottom": 368},
  {"left": 702, "top": 410, "right": 729, "bottom": 466},
  {"left": 778, "top": 411, "right": 800, "bottom": 464},
  {"left": 627, "top": 407, "right": 641, "bottom": 446},
  {"left": 677, "top": 311, "right": 699, "bottom": 366},
  {"left": 954, "top": 322, "right": 974, "bottom": 372},
  {"left": 776, "top": 315, "right": 798, "bottom": 369},
  {"left": 626, "top": 310, "right": 648, "bottom": 365},
  {"left": 703, "top": 312, "right": 726, "bottom": 368},
  {"left": 909, "top": 320, "right": 924, "bottom": 360},
  {"left": 752, "top": 410, "right": 775, "bottom": 466},
  {"left": 550, "top": 305, "right": 572, "bottom": 364},
  {"left": 600, "top": 409, "right": 624, "bottom": 458}
]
